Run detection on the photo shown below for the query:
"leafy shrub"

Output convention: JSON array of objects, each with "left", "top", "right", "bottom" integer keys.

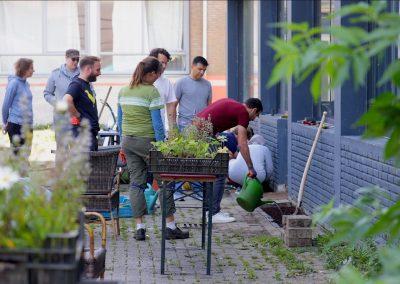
[
  {"left": 0, "top": 105, "right": 91, "bottom": 249},
  {"left": 152, "top": 118, "right": 228, "bottom": 158},
  {"left": 268, "top": 2, "right": 400, "bottom": 283}
]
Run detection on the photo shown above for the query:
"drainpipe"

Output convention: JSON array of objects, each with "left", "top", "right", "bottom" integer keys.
[{"left": 202, "top": 0, "right": 207, "bottom": 59}]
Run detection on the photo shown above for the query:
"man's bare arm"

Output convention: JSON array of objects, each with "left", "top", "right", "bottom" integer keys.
[
  {"left": 166, "top": 101, "right": 177, "bottom": 129},
  {"left": 237, "top": 125, "right": 253, "bottom": 169},
  {"left": 64, "top": 94, "right": 80, "bottom": 118}
]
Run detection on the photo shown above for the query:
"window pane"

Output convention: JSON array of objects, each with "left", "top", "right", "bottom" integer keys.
[
  {"left": 46, "top": 1, "right": 86, "bottom": 52},
  {"left": 100, "top": 54, "right": 186, "bottom": 74},
  {"left": 242, "top": 1, "right": 259, "bottom": 100},
  {"left": 0, "top": 55, "right": 66, "bottom": 74},
  {"left": 320, "top": 0, "right": 334, "bottom": 119},
  {"left": 100, "top": 1, "right": 185, "bottom": 73},
  {"left": 0, "top": 1, "right": 43, "bottom": 54}
]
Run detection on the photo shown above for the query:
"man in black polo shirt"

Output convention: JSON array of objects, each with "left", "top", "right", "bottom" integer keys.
[{"left": 64, "top": 56, "right": 101, "bottom": 151}]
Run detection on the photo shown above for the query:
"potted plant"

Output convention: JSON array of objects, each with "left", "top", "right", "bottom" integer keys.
[
  {"left": 149, "top": 118, "right": 229, "bottom": 175},
  {"left": 0, "top": 105, "right": 91, "bottom": 284}
]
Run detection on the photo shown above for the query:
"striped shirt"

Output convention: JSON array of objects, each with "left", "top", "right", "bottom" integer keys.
[{"left": 118, "top": 84, "right": 164, "bottom": 137}]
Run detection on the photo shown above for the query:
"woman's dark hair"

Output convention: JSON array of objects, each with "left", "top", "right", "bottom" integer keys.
[
  {"left": 130, "top": 56, "right": 162, "bottom": 88},
  {"left": 149, "top": 48, "right": 171, "bottom": 61},
  {"left": 15, "top": 58, "right": 33, "bottom": 77},
  {"left": 245, "top": 98, "right": 263, "bottom": 113}
]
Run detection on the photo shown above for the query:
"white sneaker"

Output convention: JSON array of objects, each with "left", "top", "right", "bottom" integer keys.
[
  {"left": 220, "top": 211, "right": 231, "bottom": 217},
  {"left": 207, "top": 211, "right": 231, "bottom": 217},
  {"left": 212, "top": 212, "right": 236, "bottom": 223}
]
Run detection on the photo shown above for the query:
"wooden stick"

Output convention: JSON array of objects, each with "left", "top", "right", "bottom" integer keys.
[
  {"left": 98, "top": 86, "right": 112, "bottom": 120},
  {"left": 294, "top": 111, "right": 327, "bottom": 214}
]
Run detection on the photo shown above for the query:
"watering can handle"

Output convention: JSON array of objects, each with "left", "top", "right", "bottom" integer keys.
[{"left": 247, "top": 167, "right": 257, "bottom": 178}]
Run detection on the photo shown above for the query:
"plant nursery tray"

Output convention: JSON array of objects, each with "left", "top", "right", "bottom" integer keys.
[
  {"left": 149, "top": 150, "right": 229, "bottom": 175},
  {"left": 0, "top": 215, "right": 84, "bottom": 284}
]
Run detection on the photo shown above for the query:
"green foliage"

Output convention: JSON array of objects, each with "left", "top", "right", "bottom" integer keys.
[
  {"left": 152, "top": 118, "right": 228, "bottom": 158},
  {"left": 314, "top": 187, "right": 400, "bottom": 282},
  {"left": 315, "top": 234, "right": 381, "bottom": 278},
  {"left": 268, "top": 2, "right": 400, "bottom": 283},
  {"left": 0, "top": 120, "right": 90, "bottom": 249},
  {"left": 268, "top": 1, "right": 400, "bottom": 163},
  {"left": 314, "top": 186, "right": 400, "bottom": 245},
  {"left": 357, "top": 93, "right": 400, "bottom": 162}
]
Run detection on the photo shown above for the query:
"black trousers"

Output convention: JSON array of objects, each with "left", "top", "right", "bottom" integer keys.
[
  {"left": 71, "top": 125, "right": 98, "bottom": 151},
  {"left": 6, "top": 122, "right": 32, "bottom": 154}
]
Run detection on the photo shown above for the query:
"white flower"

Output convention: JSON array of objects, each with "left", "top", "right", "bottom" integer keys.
[
  {"left": 55, "top": 100, "right": 68, "bottom": 113},
  {"left": 0, "top": 166, "right": 20, "bottom": 190}
]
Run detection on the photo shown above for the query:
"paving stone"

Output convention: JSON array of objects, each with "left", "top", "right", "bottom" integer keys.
[{"left": 83, "top": 188, "right": 331, "bottom": 283}]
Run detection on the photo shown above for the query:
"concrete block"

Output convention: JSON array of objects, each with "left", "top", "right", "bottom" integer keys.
[
  {"left": 283, "top": 215, "right": 312, "bottom": 228},
  {"left": 285, "top": 227, "right": 312, "bottom": 239}
]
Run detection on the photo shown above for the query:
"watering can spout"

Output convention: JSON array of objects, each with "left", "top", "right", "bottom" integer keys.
[{"left": 258, "top": 200, "right": 272, "bottom": 207}]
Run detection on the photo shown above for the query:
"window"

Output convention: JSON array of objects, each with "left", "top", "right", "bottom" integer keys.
[
  {"left": 318, "top": 0, "right": 335, "bottom": 120},
  {"left": 0, "top": 0, "right": 188, "bottom": 75},
  {"left": 242, "top": 0, "right": 259, "bottom": 100},
  {"left": 99, "top": 1, "right": 188, "bottom": 74},
  {"left": 0, "top": 1, "right": 88, "bottom": 74}
]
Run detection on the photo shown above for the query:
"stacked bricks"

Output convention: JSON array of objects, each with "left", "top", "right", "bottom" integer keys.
[{"left": 282, "top": 215, "right": 312, "bottom": 247}]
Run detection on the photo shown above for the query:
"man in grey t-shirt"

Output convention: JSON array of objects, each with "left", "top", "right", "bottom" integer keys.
[{"left": 175, "top": 56, "right": 212, "bottom": 130}]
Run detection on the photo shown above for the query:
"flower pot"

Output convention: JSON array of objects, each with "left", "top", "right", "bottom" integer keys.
[{"left": 0, "top": 213, "right": 84, "bottom": 284}]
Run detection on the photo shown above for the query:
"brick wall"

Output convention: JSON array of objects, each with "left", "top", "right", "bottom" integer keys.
[
  {"left": 206, "top": 1, "right": 227, "bottom": 76},
  {"left": 290, "top": 124, "right": 335, "bottom": 214},
  {"left": 189, "top": 1, "right": 203, "bottom": 61},
  {"left": 258, "top": 115, "right": 288, "bottom": 189},
  {"left": 260, "top": 117, "right": 279, "bottom": 188},
  {"left": 341, "top": 137, "right": 400, "bottom": 207},
  {"left": 189, "top": 1, "right": 227, "bottom": 100},
  {"left": 260, "top": 121, "right": 400, "bottom": 214}
]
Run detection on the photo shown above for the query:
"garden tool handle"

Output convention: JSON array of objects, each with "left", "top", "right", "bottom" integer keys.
[
  {"left": 296, "top": 111, "right": 327, "bottom": 212},
  {"left": 98, "top": 86, "right": 112, "bottom": 120}
]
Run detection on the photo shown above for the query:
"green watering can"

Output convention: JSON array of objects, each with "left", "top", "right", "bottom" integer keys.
[{"left": 236, "top": 176, "right": 272, "bottom": 212}]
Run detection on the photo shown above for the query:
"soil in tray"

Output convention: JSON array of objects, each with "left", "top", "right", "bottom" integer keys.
[{"left": 260, "top": 204, "right": 304, "bottom": 227}]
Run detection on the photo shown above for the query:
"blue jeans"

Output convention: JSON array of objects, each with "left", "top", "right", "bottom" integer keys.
[{"left": 204, "top": 176, "right": 225, "bottom": 215}]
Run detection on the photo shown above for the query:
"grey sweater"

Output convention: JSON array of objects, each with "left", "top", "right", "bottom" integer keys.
[{"left": 43, "top": 64, "right": 79, "bottom": 107}]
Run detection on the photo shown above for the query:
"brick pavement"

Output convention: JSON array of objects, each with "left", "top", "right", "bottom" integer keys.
[{"left": 91, "top": 189, "right": 331, "bottom": 284}]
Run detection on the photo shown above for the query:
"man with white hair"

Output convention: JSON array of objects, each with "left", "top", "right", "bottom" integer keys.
[{"left": 229, "top": 134, "right": 273, "bottom": 186}]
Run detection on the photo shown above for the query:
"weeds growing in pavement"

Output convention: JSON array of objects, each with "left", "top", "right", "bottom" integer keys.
[{"left": 250, "top": 236, "right": 314, "bottom": 276}]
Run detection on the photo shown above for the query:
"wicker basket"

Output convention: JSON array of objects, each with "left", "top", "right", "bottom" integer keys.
[
  {"left": 148, "top": 150, "right": 229, "bottom": 175},
  {"left": 87, "top": 147, "right": 120, "bottom": 194}
]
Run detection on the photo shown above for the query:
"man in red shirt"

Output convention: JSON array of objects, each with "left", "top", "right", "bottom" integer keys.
[
  {"left": 196, "top": 98, "right": 263, "bottom": 223},
  {"left": 197, "top": 97, "right": 263, "bottom": 176}
]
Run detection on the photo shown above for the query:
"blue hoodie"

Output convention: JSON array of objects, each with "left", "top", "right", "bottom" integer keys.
[{"left": 2, "top": 75, "right": 33, "bottom": 126}]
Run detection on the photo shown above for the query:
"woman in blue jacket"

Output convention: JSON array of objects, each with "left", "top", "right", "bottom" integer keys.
[{"left": 2, "top": 58, "right": 35, "bottom": 154}]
